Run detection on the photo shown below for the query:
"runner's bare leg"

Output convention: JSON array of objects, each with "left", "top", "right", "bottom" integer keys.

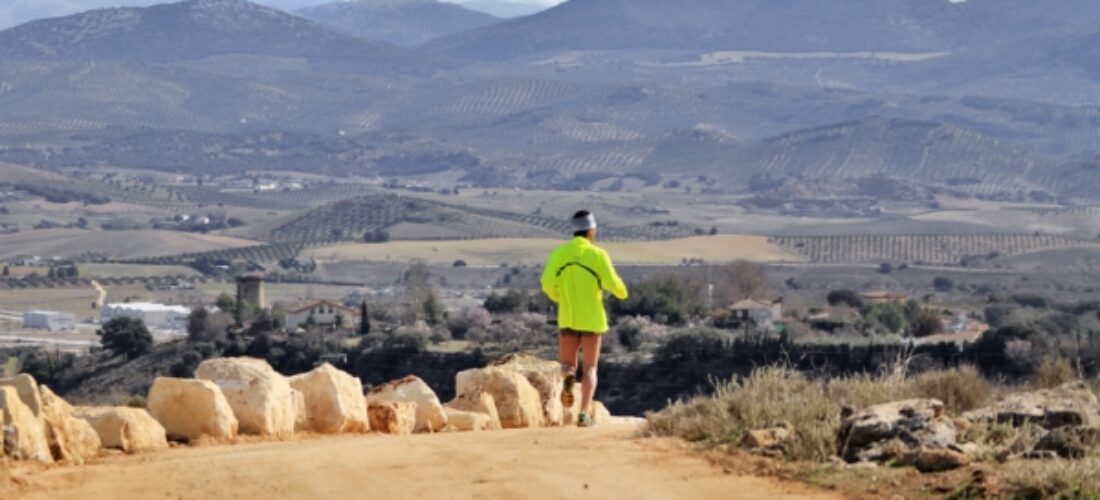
[{"left": 579, "top": 334, "right": 602, "bottom": 414}]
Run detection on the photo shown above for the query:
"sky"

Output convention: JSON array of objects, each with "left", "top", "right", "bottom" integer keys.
[{"left": 0, "top": 0, "right": 567, "bottom": 30}]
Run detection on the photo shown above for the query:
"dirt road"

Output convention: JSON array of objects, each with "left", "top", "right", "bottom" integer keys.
[{"left": 10, "top": 423, "right": 836, "bottom": 500}]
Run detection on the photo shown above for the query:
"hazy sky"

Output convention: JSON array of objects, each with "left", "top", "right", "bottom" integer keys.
[{"left": 0, "top": 0, "right": 567, "bottom": 30}]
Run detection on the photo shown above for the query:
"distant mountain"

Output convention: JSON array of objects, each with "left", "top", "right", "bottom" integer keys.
[
  {"left": 298, "top": 0, "right": 499, "bottom": 47},
  {"left": 0, "top": 0, "right": 412, "bottom": 64},
  {"left": 457, "top": 0, "right": 549, "bottom": 18},
  {"left": 425, "top": 0, "right": 1084, "bottom": 61}
]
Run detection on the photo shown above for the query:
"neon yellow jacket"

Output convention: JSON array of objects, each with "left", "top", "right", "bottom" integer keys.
[{"left": 541, "top": 237, "right": 628, "bottom": 334}]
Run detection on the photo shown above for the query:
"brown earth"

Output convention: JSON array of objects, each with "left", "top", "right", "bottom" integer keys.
[{"left": 7, "top": 423, "right": 837, "bottom": 500}]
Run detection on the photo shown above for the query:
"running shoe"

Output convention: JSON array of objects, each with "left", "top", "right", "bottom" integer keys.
[{"left": 561, "top": 373, "right": 576, "bottom": 408}]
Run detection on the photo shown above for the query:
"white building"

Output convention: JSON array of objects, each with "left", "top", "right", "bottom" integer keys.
[
  {"left": 100, "top": 302, "right": 191, "bottom": 331},
  {"left": 23, "top": 310, "right": 76, "bottom": 332},
  {"left": 729, "top": 299, "right": 784, "bottom": 331},
  {"left": 279, "top": 299, "right": 357, "bottom": 330}
]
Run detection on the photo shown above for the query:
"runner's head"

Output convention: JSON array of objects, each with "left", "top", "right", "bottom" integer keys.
[{"left": 572, "top": 210, "right": 597, "bottom": 240}]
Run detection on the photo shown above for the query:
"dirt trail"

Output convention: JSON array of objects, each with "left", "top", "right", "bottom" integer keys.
[
  {"left": 90, "top": 280, "right": 106, "bottom": 308},
  {"left": 11, "top": 423, "right": 836, "bottom": 500}
]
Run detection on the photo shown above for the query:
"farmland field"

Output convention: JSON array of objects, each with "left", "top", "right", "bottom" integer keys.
[
  {"left": 773, "top": 233, "right": 1100, "bottom": 264},
  {"left": 0, "top": 229, "right": 260, "bottom": 260},
  {"left": 304, "top": 235, "right": 802, "bottom": 267},
  {"left": 77, "top": 263, "right": 201, "bottom": 279}
]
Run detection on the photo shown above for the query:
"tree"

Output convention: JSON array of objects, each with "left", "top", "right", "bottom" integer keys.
[
  {"left": 910, "top": 312, "right": 945, "bottom": 338},
  {"left": 97, "top": 317, "right": 154, "bottom": 360},
  {"left": 827, "top": 289, "right": 864, "bottom": 310},
  {"left": 878, "top": 262, "right": 894, "bottom": 275},
  {"left": 2, "top": 265, "right": 9, "bottom": 276},
  {"left": 359, "top": 301, "right": 371, "bottom": 336},
  {"left": 610, "top": 274, "right": 705, "bottom": 325},
  {"left": 187, "top": 307, "right": 210, "bottom": 343},
  {"left": 423, "top": 292, "right": 444, "bottom": 325},
  {"left": 453, "top": 260, "right": 468, "bottom": 268},
  {"left": 717, "top": 261, "right": 768, "bottom": 304},
  {"left": 933, "top": 277, "right": 955, "bottom": 292},
  {"left": 215, "top": 292, "right": 236, "bottom": 312},
  {"left": 484, "top": 289, "right": 527, "bottom": 314},
  {"left": 870, "top": 304, "right": 905, "bottom": 334}
]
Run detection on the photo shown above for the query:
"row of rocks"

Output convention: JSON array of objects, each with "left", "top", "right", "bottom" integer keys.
[
  {"left": 3, "top": 353, "right": 616, "bottom": 466},
  {"left": 822, "top": 381, "right": 1100, "bottom": 473}
]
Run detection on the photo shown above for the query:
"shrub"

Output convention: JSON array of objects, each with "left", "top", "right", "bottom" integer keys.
[
  {"left": 933, "top": 277, "right": 955, "bottom": 292},
  {"left": 97, "top": 317, "right": 154, "bottom": 360},
  {"left": 446, "top": 307, "right": 492, "bottom": 340},
  {"left": 826, "top": 289, "right": 864, "bottom": 310},
  {"left": 1032, "top": 356, "right": 1079, "bottom": 389},
  {"left": 909, "top": 365, "right": 994, "bottom": 415},
  {"left": 613, "top": 316, "right": 668, "bottom": 352},
  {"left": 611, "top": 274, "right": 705, "bottom": 325}
]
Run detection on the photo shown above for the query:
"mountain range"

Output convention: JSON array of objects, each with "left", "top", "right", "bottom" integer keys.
[
  {"left": 298, "top": 0, "right": 499, "bottom": 47},
  {"left": 1, "top": 0, "right": 1099, "bottom": 202}
]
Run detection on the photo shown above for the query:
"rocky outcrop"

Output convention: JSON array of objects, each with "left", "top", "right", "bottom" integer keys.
[
  {"left": 366, "top": 376, "right": 446, "bottom": 433},
  {"left": 40, "top": 386, "right": 100, "bottom": 464},
  {"left": 1033, "top": 426, "right": 1100, "bottom": 459},
  {"left": 195, "top": 357, "right": 296, "bottom": 439},
  {"left": 489, "top": 354, "right": 564, "bottom": 426},
  {"left": 455, "top": 367, "right": 544, "bottom": 429},
  {"left": 445, "top": 388, "right": 501, "bottom": 430},
  {"left": 964, "top": 382, "right": 1100, "bottom": 430},
  {"left": 0, "top": 374, "right": 44, "bottom": 416},
  {"left": 367, "top": 401, "right": 416, "bottom": 435},
  {"left": 73, "top": 407, "right": 168, "bottom": 454},
  {"left": 901, "top": 447, "right": 972, "bottom": 473},
  {"left": 291, "top": 388, "right": 308, "bottom": 432},
  {"left": 838, "top": 399, "right": 961, "bottom": 468},
  {"left": 147, "top": 377, "right": 238, "bottom": 442},
  {"left": 289, "top": 363, "right": 369, "bottom": 434},
  {"left": 741, "top": 421, "right": 794, "bottom": 454},
  {"left": 444, "top": 408, "right": 493, "bottom": 431},
  {"left": 0, "top": 385, "right": 52, "bottom": 462}
]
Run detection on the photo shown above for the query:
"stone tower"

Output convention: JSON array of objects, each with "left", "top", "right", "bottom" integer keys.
[{"left": 236, "top": 274, "right": 265, "bottom": 312}]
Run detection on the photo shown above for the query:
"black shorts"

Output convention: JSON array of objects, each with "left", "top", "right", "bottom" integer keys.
[{"left": 560, "top": 328, "right": 599, "bottom": 337}]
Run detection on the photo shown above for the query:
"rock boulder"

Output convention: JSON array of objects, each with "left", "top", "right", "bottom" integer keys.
[
  {"left": 741, "top": 421, "right": 794, "bottom": 453},
  {"left": 445, "top": 388, "right": 501, "bottom": 430},
  {"left": 40, "top": 386, "right": 100, "bottom": 464},
  {"left": 367, "top": 401, "right": 416, "bottom": 435},
  {"left": 0, "top": 386, "right": 52, "bottom": 462},
  {"left": 838, "top": 399, "right": 958, "bottom": 464},
  {"left": 195, "top": 357, "right": 296, "bottom": 439},
  {"left": 455, "top": 367, "right": 544, "bottom": 429},
  {"left": 444, "top": 408, "right": 493, "bottom": 432},
  {"left": 289, "top": 363, "right": 369, "bottom": 434},
  {"left": 489, "top": 354, "right": 564, "bottom": 425},
  {"left": 147, "top": 377, "right": 238, "bottom": 442},
  {"left": 291, "top": 388, "right": 308, "bottom": 432},
  {"left": 1034, "top": 426, "right": 1100, "bottom": 459},
  {"left": 73, "top": 407, "right": 168, "bottom": 453},
  {"left": 366, "top": 376, "right": 446, "bottom": 433},
  {"left": 963, "top": 382, "right": 1100, "bottom": 430}
]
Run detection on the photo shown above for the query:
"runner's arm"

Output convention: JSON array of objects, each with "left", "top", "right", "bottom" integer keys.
[
  {"left": 597, "top": 249, "right": 628, "bottom": 300},
  {"left": 540, "top": 250, "right": 560, "bottom": 303}
]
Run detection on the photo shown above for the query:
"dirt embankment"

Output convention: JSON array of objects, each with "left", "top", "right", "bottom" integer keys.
[{"left": 8, "top": 424, "right": 836, "bottom": 500}]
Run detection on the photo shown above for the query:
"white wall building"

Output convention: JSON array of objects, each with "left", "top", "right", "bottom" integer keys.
[
  {"left": 279, "top": 299, "right": 357, "bottom": 330},
  {"left": 100, "top": 302, "right": 191, "bottom": 331},
  {"left": 23, "top": 310, "right": 76, "bottom": 332}
]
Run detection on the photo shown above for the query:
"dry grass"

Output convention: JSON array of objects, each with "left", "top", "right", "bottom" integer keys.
[
  {"left": 1032, "top": 356, "right": 1081, "bottom": 390},
  {"left": 998, "top": 458, "right": 1100, "bottom": 499},
  {"left": 645, "top": 365, "right": 1007, "bottom": 462}
]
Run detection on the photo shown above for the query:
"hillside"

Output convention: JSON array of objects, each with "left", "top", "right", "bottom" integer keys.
[
  {"left": 298, "top": 0, "right": 500, "bottom": 47},
  {"left": 0, "top": 0, "right": 413, "bottom": 64},
  {"left": 424, "top": 0, "right": 1071, "bottom": 60},
  {"left": 266, "top": 192, "right": 699, "bottom": 242}
]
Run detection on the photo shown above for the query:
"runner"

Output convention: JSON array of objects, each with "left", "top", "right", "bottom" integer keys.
[{"left": 540, "top": 210, "right": 629, "bottom": 427}]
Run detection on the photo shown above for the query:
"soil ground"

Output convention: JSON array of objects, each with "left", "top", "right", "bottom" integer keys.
[{"left": 7, "top": 423, "right": 836, "bottom": 500}]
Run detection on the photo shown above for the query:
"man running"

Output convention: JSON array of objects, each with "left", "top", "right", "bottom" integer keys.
[{"left": 541, "top": 210, "right": 628, "bottom": 427}]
